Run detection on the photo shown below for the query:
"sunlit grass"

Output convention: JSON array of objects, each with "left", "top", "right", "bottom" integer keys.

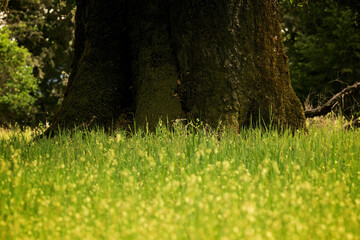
[{"left": 0, "top": 119, "right": 359, "bottom": 239}]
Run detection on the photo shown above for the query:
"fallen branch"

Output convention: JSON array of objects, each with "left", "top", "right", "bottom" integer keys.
[{"left": 305, "top": 82, "right": 360, "bottom": 118}]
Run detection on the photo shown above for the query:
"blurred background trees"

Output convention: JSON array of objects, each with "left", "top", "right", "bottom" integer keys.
[
  {"left": 281, "top": 0, "right": 360, "bottom": 116},
  {"left": 0, "top": 0, "right": 359, "bottom": 126},
  {"left": 1, "top": 0, "right": 75, "bottom": 126}
]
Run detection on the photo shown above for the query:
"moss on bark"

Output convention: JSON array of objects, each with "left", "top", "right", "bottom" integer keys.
[
  {"left": 169, "top": 0, "right": 305, "bottom": 130},
  {"left": 128, "top": 1, "right": 183, "bottom": 129}
]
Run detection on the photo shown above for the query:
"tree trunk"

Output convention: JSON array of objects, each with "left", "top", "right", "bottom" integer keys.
[{"left": 48, "top": 0, "right": 306, "bottom": 133}]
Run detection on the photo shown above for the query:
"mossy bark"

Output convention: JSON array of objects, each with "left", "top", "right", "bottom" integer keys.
[
  {"left": 169, "top": 0, "right": 305, "bottom": 130},
  {"left": 48, "top": 0, "right": 305, "bottom": 133},
  {"left": 49, "top": 0, "right": 133, "bottom": 130},
  {"left": 128, "top": 1, "right": 183, "bottom": 128}
]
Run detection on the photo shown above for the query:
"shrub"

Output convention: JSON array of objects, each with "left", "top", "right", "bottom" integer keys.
[{"left": 0, "top": 26, "right": 39, "bottom": 126}]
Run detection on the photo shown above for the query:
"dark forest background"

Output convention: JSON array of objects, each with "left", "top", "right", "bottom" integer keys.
[{"left": 1, "top": 0, "right": 359, "bottom": 126}]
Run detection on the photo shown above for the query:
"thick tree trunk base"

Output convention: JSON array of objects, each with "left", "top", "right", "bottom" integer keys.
[{"left": 46, "top": 0, "right": 306, "bottom": 135}]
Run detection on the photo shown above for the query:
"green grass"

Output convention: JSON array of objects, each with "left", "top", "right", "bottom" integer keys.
[{"left": 0, "top": 120, "right": 359, "bottom": 239}]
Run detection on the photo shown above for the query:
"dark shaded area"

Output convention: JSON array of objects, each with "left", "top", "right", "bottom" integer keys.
[{"left": 51, "top": 0, "right": 133, "bottom": 129}]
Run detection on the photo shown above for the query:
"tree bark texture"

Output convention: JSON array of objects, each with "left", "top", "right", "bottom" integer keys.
[{"left": 49, "top": 0, "right": 306, "bottom": 132}]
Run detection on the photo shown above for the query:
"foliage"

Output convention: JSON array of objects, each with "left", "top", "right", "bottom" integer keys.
[
  {"left": 281, "top": 1, "right": 360, "bottom": 105},
  {"left": 0, "top": 122, "right": 359, "bottom": 239},
  {"left": 0, "top": 27, "right": 38, "bottom": 126},
  {"left": 5, "top": 0, "right": 75, "bottom": 118}
]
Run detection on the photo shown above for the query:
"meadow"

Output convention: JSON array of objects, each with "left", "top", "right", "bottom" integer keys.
[{"left": 0, "top": 119, "right": 359, "bottom": 240}]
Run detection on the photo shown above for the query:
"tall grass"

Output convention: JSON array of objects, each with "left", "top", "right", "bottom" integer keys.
[{"left": 0, "top": 120, "right": 359, "bottom": 239}]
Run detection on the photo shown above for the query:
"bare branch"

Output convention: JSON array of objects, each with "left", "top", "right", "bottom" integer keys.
[{"left": 305, "top": 82, "right": 360, "bottom": 118}]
